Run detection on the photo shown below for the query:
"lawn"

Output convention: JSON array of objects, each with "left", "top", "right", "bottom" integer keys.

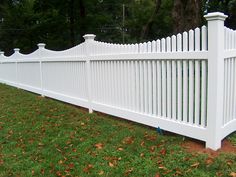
[{"left": 0, "top": 83, "right": 235, "bottom": 177}]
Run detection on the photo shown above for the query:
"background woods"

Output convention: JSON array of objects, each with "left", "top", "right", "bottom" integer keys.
[{"left": 0, "top": 0, "right": 236, "bottom": 55}]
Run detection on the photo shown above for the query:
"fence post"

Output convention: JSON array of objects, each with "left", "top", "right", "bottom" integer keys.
[
  {"left": 37, "top": 43, "right": 46, "bottom": 97},
  {"left": 0, "top": 52, "right": 4, "bottom": 84},
  {"left": 14, "top": 48, "right": 20, "bottom": 88},
  {"left": 83, "top": 34, "right": 96, "bottom": 113},
  {"left": 204, "top": 12, "right": 227, "bottom": 150}
]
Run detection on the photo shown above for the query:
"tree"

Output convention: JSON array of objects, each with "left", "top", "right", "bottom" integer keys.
[{"left": 172, "top": 0, "right": 203, "bottom": 34}]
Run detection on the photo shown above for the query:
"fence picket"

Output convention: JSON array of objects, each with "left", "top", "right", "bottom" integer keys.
[{"left": 1, "top": 12, "right": 236, "bottom": 150}]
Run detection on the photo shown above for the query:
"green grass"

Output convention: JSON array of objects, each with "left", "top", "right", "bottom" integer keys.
[{"left": 0, "top": 83, "right": 235, "bottom": 177}]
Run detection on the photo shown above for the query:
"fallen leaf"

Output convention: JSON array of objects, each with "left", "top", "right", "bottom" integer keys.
[
  {"left": 58, "top": 160, "right": 63, "bottom": 164},
  {"left": 94, "top": 143, "right": 103, "bottom": 149},
  {"left": 38, "top": 142, "right": 44, "bottom": 146},
  {"left": 158, "top": 165, "right": 167, "bottom": 170},
  {"left": 81, "top": 122, "right": 85, "bottom": 126},
  {"left": 150, "top": 146, "right": 155, "bottom": 152},
  {"left": 155, "top": 174, "right": 160, "bottom": 177},
  {"left": 56, "top": 171, "right": 62, "bottom": 176},
  {"left": 0, "top": 160, "right": 3, "bottom": 165},
  {"left": 32, "top": 169, "right": 35, "bottom": 175},
  {"left": 83, "top": 164, "right": 93, "bottom": 173},
  {"left": 122, "top": 137, "right": 135, "bottom": 145},
  {"left": 98, "top": 170, "right": 104, "bottom": 175},
  {"left": 109, "top": 162, "right": 114, "bottom": 167},
  {"left": 191, "top": 162, "right": 200, "bottom": 168},
  {"left": 117, "top": 147, "right": 124, "bottom": 151},
  {"left": 125, "top": 168, "right": 134, "bottom": 176},
  {"left": 216, "top": 172, "right": 223, "bottom": 176},
  {"left": 41, "top": 169, "right": 45, "bottom": 175},
  {"left": 140, "top": 153, "right": 144, "bottom": 157},
  {"left": 205, "top": 157, "right": 214, "bottom": 165},
  {"left": 140, "top": 141, "right": 145, "bottom": 147},
  {"left": 227, "top": 160, "right": 233, "bottom": 166},
  {"left": 68, "top": 163, "right": 74, "bottom": 169},
  {"left": 230, "top": 172, "right": 236, "bottom": 177},
  {"left": 160, "top": 148, "right": 166, "bottom": 155}
]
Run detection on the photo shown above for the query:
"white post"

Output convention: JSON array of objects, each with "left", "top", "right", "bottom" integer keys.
[
  {"left": 0, "top": 52, "right": 4, "bottom": 84},
  {"left": 14, "top": 48, "right": 20, "bottom": 88},
  {"left": 83, "top": 34, "right": 96, "bottom": 113},
  {"left": 37, "top": 43, "right": 46, "bottom": 97},
  {"left": 204, "top": 12, "right": 228, "bottom": 150}
]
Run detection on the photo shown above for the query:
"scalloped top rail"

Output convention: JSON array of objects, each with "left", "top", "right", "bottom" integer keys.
[
  {"left": 0, "top": 25, "right": 208, "bottom": 60},
  {"left": 224, "top": 27, "right": 236, "bottom": 50}
]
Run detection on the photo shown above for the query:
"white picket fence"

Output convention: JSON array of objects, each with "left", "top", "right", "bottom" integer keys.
[{"left": 0, "top": 12, "right": 235, "bottom": 150}]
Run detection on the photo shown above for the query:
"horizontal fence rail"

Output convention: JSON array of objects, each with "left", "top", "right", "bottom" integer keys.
[{"left": 0, "top": 12, "right": 235, "bottom": 150}]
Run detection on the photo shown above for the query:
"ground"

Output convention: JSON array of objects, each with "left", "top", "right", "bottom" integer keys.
[{"left": 0, "top": 83, "right": 236, "bottom": 177}]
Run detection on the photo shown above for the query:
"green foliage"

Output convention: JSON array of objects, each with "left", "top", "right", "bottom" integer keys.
[{"left": 0, "top": 0, "right": 235, "bottom": 55}]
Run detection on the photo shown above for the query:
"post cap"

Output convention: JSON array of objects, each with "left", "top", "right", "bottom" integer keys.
[
  {"left": 83, "top": 34, "right": 96, "bottom": 42},
  {"left": 204, "top": 12, "right": 228, "bottom": 21},
  {"left": 14, "top": 48, "right": 20, "bottom": 53},
  {"left": 37, "top": 43, "right": 46, "bottom": 49}
]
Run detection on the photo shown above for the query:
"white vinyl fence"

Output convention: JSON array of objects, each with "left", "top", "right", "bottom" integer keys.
[{"left": 0, "top": 12, "right": 235, "bottom": 150}]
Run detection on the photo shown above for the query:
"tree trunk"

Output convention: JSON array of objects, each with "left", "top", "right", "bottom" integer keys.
[
  {"left": 79, "top": 0, "right": 85, "bottom": 42},
  {"left": 140, "top": 0, "right": 162, "bottom": 40},
  {"left": 172, "top": 0, "right": 202, "bottom": 34},
  {"left": 69, "top": 0, "right": 75, "bottom": 46}
]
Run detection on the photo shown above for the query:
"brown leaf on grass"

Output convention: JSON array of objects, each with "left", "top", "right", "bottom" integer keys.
[
  {"left": 216, "top": 172, "right": 223, "bottom": 176},
  {"left": 122, "top": 137, "right": 135, "bottom": 145},
  {"left": 125, "top": 168, "right": 134, "bottom": 176},
  {"left": 227, "top": 160, "right": 233, "bottom": 166},
  {"left": 41, "top": 169, "right": 45, "bottom": 175},
  {"left": 83, "top": 164, "right": 93, "bottom": 173},
  {"left": 174, "top": 168, "right": 182, "bottom": 175},
  {"left": 56, "top": 148, "right": 62, "bottom": 153},
  {"left": 158, "top": 165, "right": 167, "bottom": 170},
  {"left": 94, "top": 143, "right": 103, "bottom": 149},
  {"left": 38, "top": 142, "right": 44, "bottom": 146},
  {"left": 68, "top": 163, "right": 74, "bottom": 169},
  {"left": 0, "top": 160, "right": 4, "bottom": 165},
  {"left": 145, "top": 135, "right": 157, "bottom": 141},
  {"left": 230, "top": 172, "right": 236, "bottom": 177},
  {"left": 28, "top": 139, "right": 34, "bottom": 144},
  {"left": 150, "top": 146, "right": 155, "bottom": 152},
  {"left": 109, "top": 162, "right": 114, "bottom": 167},
  {"left": 160, "top": 148, "right": 166, "bottom": 155},
  {"left": 140, "top": 153, "right": 144, "bottom": 157},
  {"left": 98, "top": 170, "right": 104, "bottom": 175},
  {"left": 80, "top": 122, "right": 85, "bottom": 126},
  {"left": 58, "top": 160, "right": 63, "bottom": 164},
  {"left": 191, "top": 162, "right": 200, "bottom": 168},
  {"left": 31, "top": 169, "right": 35, "bottom": 175},
  {"left": 205, "top": 157, "right": 214, "bottom": 165},
  {"left": 140, "top": 141, "right": 145, "bottom": 147},
  {"left": 155, "top": 174, "right": 160, "bottom": 177},
  {"left": 56, "top": 171, "right": 62, "bottom": 176},
  {"left": 117, "top": 147, "right": 124, "bottom": 151}
]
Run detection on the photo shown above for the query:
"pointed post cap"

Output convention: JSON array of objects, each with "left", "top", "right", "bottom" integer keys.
[
  {"left": 83, "top": 34, "right": 96, "bottom": 42},
  {"left": 37, "top": 43, "right": 46, "bottom": 49},
  {"left": 204, "top": 12, "right": 228, "bottom": 21},
  {"left": 14, "top": 48, "right": 20, "bottom": 53}
]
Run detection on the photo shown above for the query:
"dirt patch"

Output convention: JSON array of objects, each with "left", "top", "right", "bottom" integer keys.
[{"left": 182, "top": 139, "right": 236, "bottom": 157}]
